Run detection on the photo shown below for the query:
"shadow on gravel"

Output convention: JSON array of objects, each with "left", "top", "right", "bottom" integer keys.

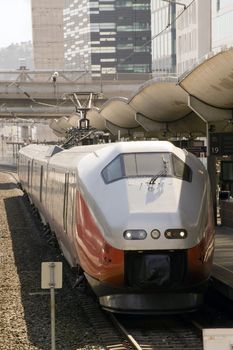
[{"left": 4, "top": 193, "right": 103, "bottom": 350}]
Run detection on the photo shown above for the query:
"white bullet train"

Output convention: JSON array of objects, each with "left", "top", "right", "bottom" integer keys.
[{"left": 18, "top": 141, "right": 215, "bottom": 313}]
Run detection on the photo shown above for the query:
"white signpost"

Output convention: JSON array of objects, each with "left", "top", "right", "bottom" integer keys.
[
  {"left": 41, "top": 262, "right": 63, "bottom": 350},
  {"left": 203, "top": 329, "right": 233, "bottom": 350}
]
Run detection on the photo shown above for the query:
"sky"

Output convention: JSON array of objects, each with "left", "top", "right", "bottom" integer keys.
[{"left": 0, "top": 0, "right": 32, "bottom": 48}]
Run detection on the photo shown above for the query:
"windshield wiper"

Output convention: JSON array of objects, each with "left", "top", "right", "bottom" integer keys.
[
  {"left": 149, "top": 170, "right": 166, "bottom": 185},
  {"left": 149, "top": 158, "right": 168, "bottom": 185}
]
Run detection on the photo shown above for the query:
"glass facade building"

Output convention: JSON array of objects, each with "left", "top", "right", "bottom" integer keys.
[
  {"left": 63, "top": 0, "right": 91, "bottom": 71},
  {"left": 151, "top": 0, "right": 233, "bottom": 77},
  {"left": 151, "top": 0, "right": 176, "bottom": 75},
  {"left": 212, "top": 0, "right": 233, "bottom": 49},
  {"left": 63, "top": 0, "right": 152, "bottom": 77}
]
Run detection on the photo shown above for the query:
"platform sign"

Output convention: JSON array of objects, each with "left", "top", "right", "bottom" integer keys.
[
  {"left": 209, "top": 132, "right": 233, "bottom": 156},
  {"left": 41, "top": 262, "right": 62, "bottom": 289},
  {"left": 203, "top": 328, "right": 233, "bottom": 349},
  {"left": 172, "top": 139, "right": 206, "bottom": 156}
]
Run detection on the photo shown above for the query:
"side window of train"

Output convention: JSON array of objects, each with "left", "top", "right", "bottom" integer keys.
[
  {"left": 40, "top": 165, "right": 43, "bottom": 202},
  {"left": 63, "top": 172, "right": 69, "bottom": 233},
  {"left": 172, "top": 155, "right": 192, "bottom": 182}
]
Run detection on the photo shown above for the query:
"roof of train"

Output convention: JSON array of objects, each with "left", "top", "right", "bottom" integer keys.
[
  {"left": 18, "top": 144, "right": 51, "bottom": 161},
  {"left": 19, "top": 141, "right": 188, "bottom": 168},
  {"left": 19, "top": 141, "right": 186, "bottom": 156}
]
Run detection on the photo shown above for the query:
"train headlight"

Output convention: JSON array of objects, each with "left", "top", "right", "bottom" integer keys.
[
  {"left": 165, "top": 229, "right": 187, "bottom": 239},
  {"left": 123, "top": 230, "right": 147, "bottom": 240},
  {"left": 151, "top": 229, "right": 161, "bottom": 239}
]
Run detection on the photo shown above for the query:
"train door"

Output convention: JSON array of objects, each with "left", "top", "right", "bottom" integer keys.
[
  {"left": 32, "top": 161, "right": 37, "bottom": 199},
  {"left": 27, "top": 160, "right": 30, "bottom": 190},
  {"left": 51, "top": 168, "right": 56, "bottom": 222},
  {"left": 39, "top": 165, "right": 44, "bottom": 203},
  {"left": 45, "top": 167, "right": 56, "bottom": 225},
  {"left": 67, "top": 173, "right": 76, "bottom": 238},
  {"left": 63, "top": 172, "right": 69, "bottom": 234},
  {"left": 43, "top": 163, "right": 48, "bottom": 205},
  {"left": 63, "top": 172, "right": 76, "bottom": 238},
  {"left": 30, "top": 159, "right": 34, "bottom": 193}
]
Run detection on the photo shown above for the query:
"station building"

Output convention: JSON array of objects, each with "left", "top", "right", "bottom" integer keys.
[
  {"left": 212, "top": 0, "right": 233, "bottom": 49},
  {"left": 151, "top": 0, "right": 176, "bottom": 75},
  {"left": 162, "top": 0, "right": 233, "bottom": 76},
  {"left": 151, "top": 0, "right": 233, "bottom": 76},
  {"left": 176, "top": 0, "right": 211, "bottom": 75}
]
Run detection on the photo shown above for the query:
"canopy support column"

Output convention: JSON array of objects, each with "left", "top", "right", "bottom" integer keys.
[{"left": 187, "top": 95, "right": 232, "bottom": 224}]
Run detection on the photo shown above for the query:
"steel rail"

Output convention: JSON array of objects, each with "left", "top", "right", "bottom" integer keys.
[{"left": 109, "top": 314, "right": 143, "bottom": 350}]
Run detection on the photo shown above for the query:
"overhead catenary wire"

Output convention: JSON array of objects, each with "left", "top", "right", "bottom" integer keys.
[
  {"left": 12, "top": 82, "right": 68, "bottom": 109},
  {"left": 119, "top": 0, "right": 196, "bottom": 64}
]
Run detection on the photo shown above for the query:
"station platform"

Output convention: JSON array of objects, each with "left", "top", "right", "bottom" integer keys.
[{"left": 212, "top": 225, "right": 233, "bottom": 300}]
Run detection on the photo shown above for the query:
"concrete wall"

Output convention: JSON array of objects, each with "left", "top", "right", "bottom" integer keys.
[{"left": 31, "top": 0, "right": 65, "bottom": 69}]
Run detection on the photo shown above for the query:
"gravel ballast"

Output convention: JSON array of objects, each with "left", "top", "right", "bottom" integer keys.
[{"left": 0, "top": 171, "right": 121, "bottom": 350}]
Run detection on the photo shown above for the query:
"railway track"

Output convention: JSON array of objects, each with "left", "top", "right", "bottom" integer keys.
[
  {"left": 105, "top": 294, "right": 233, "bottom": 350},
  {"left": 108, "top": 313, "right": 203, "bottom": 350},
  {"left": 1, "top": 168, "right": 233, "bottom": 350},
  {"left": 61, "top": 244, "right": 204, "bottom": 350}
]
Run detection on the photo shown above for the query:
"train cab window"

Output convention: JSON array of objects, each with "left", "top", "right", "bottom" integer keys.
[
  {"left": 172, "top": 155, "right": 192, "bottom": 182},
  {"left": 124, "top": 153, "right": 172, "bottom": 176},
  {"left": 102, "top": 153, "right": 173, "bottom": 184},
  {"left": 102, "top": 155, "right": 124, "bottom": 183}
]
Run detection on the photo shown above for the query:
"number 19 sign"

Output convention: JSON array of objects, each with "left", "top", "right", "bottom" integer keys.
[{"left": 209, "top": 133, "right": 233, "bottom": 156}]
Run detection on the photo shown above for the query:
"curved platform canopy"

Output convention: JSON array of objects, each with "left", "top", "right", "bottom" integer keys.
[
  {"left": 87, "top": 77, "right": 206, "bottom": 138},
  {"left": 179, "top": 46, "right": 233, "bottom": 132},
  {"left": 52, "top": 47, "right": 233, "bottom": 139}
]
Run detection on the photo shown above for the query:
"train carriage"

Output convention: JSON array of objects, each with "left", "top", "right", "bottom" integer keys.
[{"left": 18, "top": 141, "right": 215, "bottom": 313}]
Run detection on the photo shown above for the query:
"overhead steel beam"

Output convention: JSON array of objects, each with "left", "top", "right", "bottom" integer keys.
[
  {"left": 0, "top": 70, "right": 151, "bottom": 120},
  {"left": 188, "top": 95, "right": 232, "bottom": 123}
]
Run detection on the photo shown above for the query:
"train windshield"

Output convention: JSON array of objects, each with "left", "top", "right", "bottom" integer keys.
[{"left": 102, "top": 152, "right": 192, "bottom": 184}]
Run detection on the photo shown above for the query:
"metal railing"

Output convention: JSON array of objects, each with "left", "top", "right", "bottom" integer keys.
[{"left": 0, "top": 69, "right": 181, "bottom": 83}]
